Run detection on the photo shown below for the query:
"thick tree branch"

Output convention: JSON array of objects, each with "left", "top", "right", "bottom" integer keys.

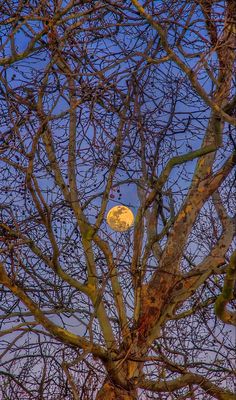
[
  {"left": 139, "top": 373, "right": 235, "bottom": 400},
  {"left": 0, "top": 262, "right": 107, "bottom": 359}
]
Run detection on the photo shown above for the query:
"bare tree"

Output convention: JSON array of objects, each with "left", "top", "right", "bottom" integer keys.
[{"left": 0, "top": 1, "right": 235, "bottom": 399}]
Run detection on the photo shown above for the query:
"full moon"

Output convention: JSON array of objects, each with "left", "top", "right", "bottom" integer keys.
[{"left": 106, "top": 205, "right": 134, "bottom": 232}]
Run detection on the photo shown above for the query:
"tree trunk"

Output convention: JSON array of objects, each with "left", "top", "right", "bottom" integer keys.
[{"left": 95, "top": 380, "right": 137, "bottom": 400}]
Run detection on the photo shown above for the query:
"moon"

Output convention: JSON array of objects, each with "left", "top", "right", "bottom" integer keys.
[{"left": 106, "top": 205, "right": 134, "bottom": 232}]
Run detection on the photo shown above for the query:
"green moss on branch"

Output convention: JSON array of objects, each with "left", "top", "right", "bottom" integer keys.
[{"left": 214, "top": 251, "right": 236, "bottom": 326}]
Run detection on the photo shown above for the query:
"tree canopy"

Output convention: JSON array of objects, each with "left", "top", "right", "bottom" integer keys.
[{"left": 0, "top": 1, "right": 235, "bottom": 399}]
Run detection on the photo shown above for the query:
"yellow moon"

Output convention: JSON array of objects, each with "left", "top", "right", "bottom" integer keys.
[{"left": 106, "top": 205, "right": 134, "bottom": 232}]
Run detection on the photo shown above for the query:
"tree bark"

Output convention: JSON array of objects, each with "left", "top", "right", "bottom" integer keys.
[{"left": 95, "top": 380, "right": 137, "bottom": 400}]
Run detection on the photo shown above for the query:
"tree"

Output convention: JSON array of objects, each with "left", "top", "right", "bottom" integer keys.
[{"left": 0, "top": 0, "right": 235, "bottom": 398}]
